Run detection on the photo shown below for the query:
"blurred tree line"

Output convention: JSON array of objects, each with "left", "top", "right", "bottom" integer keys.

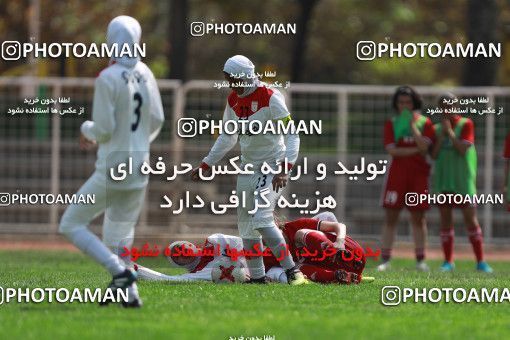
[{"left": 1, "top": 0, "right": 509, "bottom": 85}]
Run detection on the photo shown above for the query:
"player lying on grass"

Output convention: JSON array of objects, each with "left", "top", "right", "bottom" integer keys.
[
  {"left": 59, "top": 16, "right": 165, "bottom": 308},
  {"left": 266, "top": 212, "right": 366, "bottom": 284},
  {"left": 134, "top": 212, "right": 370, "bottom": 284}
]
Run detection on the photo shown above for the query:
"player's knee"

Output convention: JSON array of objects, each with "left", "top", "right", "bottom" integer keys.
[
  {"left": 242, "top": 237, "right": 261, "bottom": 247},
  {"left": 252, "top": 215, "right": 276, "bottom": 229},
  {"left": 58, "top": 210, "right": 84, "bottom": 236},
  {"left": 59, "top": 217, "right": 75, "bottom": 235},
  {"left": 102, "top": 228, "right": 134, "bottom": 251}
]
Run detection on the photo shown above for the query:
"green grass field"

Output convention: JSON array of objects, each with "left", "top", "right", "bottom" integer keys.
[{"left": 1, "top": 250, "right": 509, "bottom": 339}]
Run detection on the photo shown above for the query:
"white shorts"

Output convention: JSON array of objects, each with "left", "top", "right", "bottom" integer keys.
[
  {"left": 236, "top": 172, "right": 282, "bottom": 239},
  {"left": 59, "top": 171, "right": 146, "bottom": 248}
]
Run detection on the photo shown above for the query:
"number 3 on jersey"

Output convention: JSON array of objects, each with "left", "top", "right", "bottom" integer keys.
[{"left": 131, "top": 92, "right": 143, "bottom": 131}]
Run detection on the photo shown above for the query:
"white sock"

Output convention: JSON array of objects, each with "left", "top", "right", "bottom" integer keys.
[
  {"left": 127, "top": 282, "right": 139, "bottom": 302},
  {"left": 67, "top": 228, "right": 125, "bottom": 276},
  {"left": 242, "top": 238, "right": 266, "bottom": 279},
  {"left": 259, "top": 226, "right": 295, "bottom": 270},
  {"left": 108, "top": 238, "right": 134, "bottom": 268},
  {"left": 266, "top": 267, "right": 287, "bottom": 283}
]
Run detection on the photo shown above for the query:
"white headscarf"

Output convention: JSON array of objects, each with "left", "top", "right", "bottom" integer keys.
[
  {"left": 106, "top": 15, "right": 142, "bottom": 68},
  {"left": 223, "top": 55, "right": 260, "bottom": 97}
]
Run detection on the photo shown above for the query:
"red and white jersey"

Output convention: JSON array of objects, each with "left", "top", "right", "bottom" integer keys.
[
  {"left": 81, "top": 61, "right": 165, "bottom": 189},
  {"left": 203, "top": 85, "right": 294, "bottom": 168}
]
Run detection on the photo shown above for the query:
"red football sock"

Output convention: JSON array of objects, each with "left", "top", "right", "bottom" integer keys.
[
  {"left": 300, "top": 264, "right": 335, "bottom": 283},
  {"left": 381, "top": 248, "right": 392, "bottom": 262},
  {"left": 468, "top": 225, "right": 484, "bottom": 262},
  {"left": 415, "top": 248, "right": 425, "bottom": 262},
  {"left": 440, "top": 227, "right": 454, "bottom": 263}
]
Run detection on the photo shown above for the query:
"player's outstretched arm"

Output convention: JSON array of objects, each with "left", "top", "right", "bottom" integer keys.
[
  {"left": 148, "top": 74, "right": 165, "bottom": 143},
  {"left": 80, "top": 76, "right": 116, "bottom": 145},
  {"left": 272, "top": 118, "right": 300, "bottom": 192},
  {"left": 136, "top": 263, "right": 211, "bottom": 282},
  {"left": 446, "top": 119, "right": 472, "bottom": 156},
  {"left": 191, "top": 105, "right": 238, "bottom": 181},
  {"left": 270, "top": 91, "right": 300, "bottom": 192},
  {"left": 319, "top": 221, "right": 347, "bottom": 250}
]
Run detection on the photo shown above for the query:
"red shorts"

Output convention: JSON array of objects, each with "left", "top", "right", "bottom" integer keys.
[{"left": 381, "top": 163, "right": 430, "bottom": 210}]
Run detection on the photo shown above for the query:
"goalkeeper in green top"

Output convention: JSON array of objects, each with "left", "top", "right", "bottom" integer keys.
[{"left": 430, "top": 93, "right": 492, "bottom": 273}]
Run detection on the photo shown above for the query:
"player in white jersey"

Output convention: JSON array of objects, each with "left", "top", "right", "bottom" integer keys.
[
  {"left": 191, "top": 55, "right": 307, "bottom": 285},
  {"left": 59, "top": 16, "right": 164, "bottom": 308}
]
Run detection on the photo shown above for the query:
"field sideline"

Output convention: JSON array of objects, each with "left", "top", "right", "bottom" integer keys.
[{"left": 1, "top": 250, "right": 509, "bottom": 339}]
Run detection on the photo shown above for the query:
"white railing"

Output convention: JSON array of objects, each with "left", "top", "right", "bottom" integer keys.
[{"left": 1, "top": 77, "right": 509, "bottom": 244}]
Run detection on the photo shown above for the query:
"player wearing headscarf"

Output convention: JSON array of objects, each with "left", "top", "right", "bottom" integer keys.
[
  {"left": 59, "top": 16, "right": 165, "bottom": 307},
  {"left": 378, "top": 86, "right": 435, "bottom": 272},
  {"left": 191, "top": 55, "right": 306, "bottom": 285}
]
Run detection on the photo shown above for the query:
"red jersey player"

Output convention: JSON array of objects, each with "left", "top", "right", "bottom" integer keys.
[
  {"left": 379, "top": 86, "right": 435, "bottom": 272},
  {"left": 264, "top": 213, "right": 368, "bottom": 284}
]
